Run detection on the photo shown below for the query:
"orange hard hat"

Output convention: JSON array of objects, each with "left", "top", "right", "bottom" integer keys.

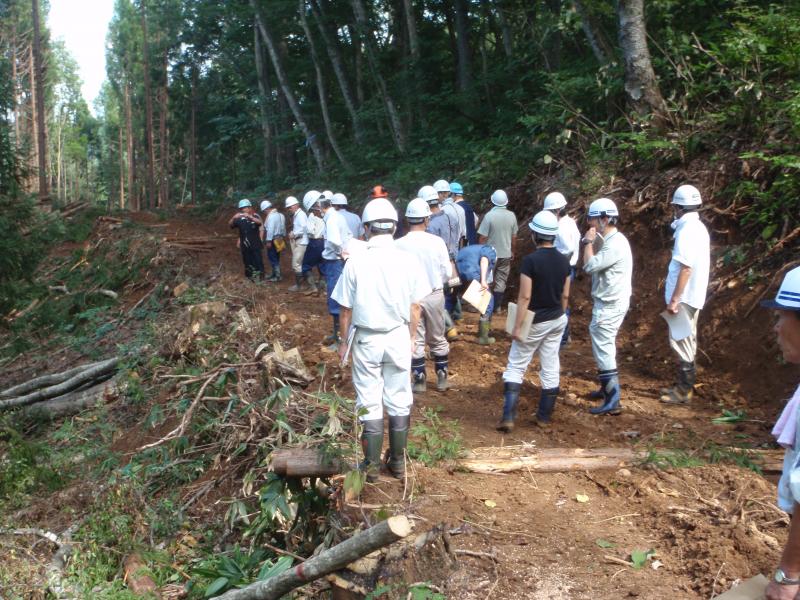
[{"left": 371, "top": 185, "right": 389, "bottom": 199}]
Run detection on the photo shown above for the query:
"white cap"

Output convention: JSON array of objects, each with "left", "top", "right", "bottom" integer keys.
[
  {"left": 303, "top": 190, "right": 322, "bottom": 212},
  {"left": 529, "top": 210, "right": 559, "bottom": 236},
  {"left": 285, "top": 196, "right": 299, "bottom": 208},
  {"left": 762, "top": 266, "right": 800, "bottom": 311},
  {"left": 362, "top": 198, "right": 398, "bottom": 228},
  {"left": 543, "top": 191, "right": 567, "bottom": 211},
  {"left": 332, "top": 193, "right": 348, "bottom": 206},
  {"left": 418, "top": 185, "right": 439, "bottom": 203},
  {"left": 322, "top": 190, "right": 334, "bottom": 200},
  {"left": 587, "top": 197, "right": 618, "bottom": 218},
  {"left": 491, "top": 190, "right": 508, "bottom": 207},
  {"left": 672, "top": 184, "right": 702, "bottom": 206},
  {"left": 405, "top": 198, "right": 432, "bottom": 220},
  {"left": 260, "top": 200, "right": 272, "bottom": 212},
  {"left": 433, "top": 179, "right": 450, "bottom": 193}
]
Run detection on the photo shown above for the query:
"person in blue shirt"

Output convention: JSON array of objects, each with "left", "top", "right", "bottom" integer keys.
[
  {"left": 228, "top": 199, "right": 264, "bottom": 280},
  {"left": 456, "top": 243, "right": 497, "bottom": 345}
]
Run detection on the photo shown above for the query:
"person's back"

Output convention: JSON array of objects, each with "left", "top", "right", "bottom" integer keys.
[
  {"left": 585, "top": 230, "right": 633, "bottom": 306},
  {"left": 478, "top": 206, "right": 518, "bottom": 260},
  {"left": 522, "top": 247, "right": 571, "bottom": 323},
  {"left": 396, "top": 230, "right": 451, "bottom": 290},
  {"left": 341, "top": 209, "right": 363, "bottom": 240},
  {"left": 555, "top": 215, "right": 580, "bottom": 267},
  {"left": 456, "top": 244, "right": 497, "bottom": 284}
]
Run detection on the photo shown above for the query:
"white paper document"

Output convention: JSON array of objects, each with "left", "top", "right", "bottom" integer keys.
[
  {"left": 660, "top": 304, "right": 693, "bottom": 341},
  {"left": 505, "top": 302, "right": 535, "bottom": 339},
  {"left": 462, "top": 280, "right": 492, "bottom": 315},
  {"left": 712, "top": 574, "right": 767, "bottom": 600}
]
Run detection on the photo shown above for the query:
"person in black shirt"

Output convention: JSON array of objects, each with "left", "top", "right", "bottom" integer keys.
[
  {"left": 497, "top": 210, "right": 571, "bottom": 433},
  {"left": 229, "top": 199, "right": 264, "bottom": 280}
]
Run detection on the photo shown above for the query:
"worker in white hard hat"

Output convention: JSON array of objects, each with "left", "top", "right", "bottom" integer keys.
[
  {"left": 582, "top": 197, "right": 633, "bottom": 416},
  {"left": 477, "top": 189, "right": 519, "bottom": 324},
  {"left": 332, "top": 198, "right": 429, "bottom": 482},
  {"left": 763, "top": 266, "right": 800, "bottom": 600},
  {"left": 659, "top": 184, "right": 711, "bottom": 405},
  {"left": 498, "top": 210, "right": 572, "bottom": 433},
  {"left": 301, "top": 190, "right": 326, "bottom": 295},
  {"left": 318, "top": 191, "right": 353, "bottom": 350},
  {"left": 544, "top": 191, "right": 581, "bottom": 346},
  {"left": 332, "top": 193, "right": 363, "bottom": 240},
  {"left": 259, "top": 199, "right": 287, "bottom": 282},
  {"left": 285, "top": 195, "right": 309, "bottom": 292},
  {"left": 228, "top": 199, "right": 264, "bottom": 280},
  {"left": 396, "top": 198, "right": 453, "bottom": 393}
]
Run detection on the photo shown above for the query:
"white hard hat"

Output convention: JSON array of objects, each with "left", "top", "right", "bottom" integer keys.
[
  {"left": 762, "top": 266, "right": 800, "bottom": 311},
  {"left": 672, "top": 184, "right": 702, "bottom": 206},
  {"left": 543, "top": 191, "right": 567, "bottom": 211},
  {"left": 587, "top": 197, "right": 619, "bottom": 218},
  {"left": 238, "top": 199, "right": 252, "bottom": 209},
  {"left": 322, "top": 190, "right": 334, "bottom": 200},
  {"left": 362, "top": 198, "right": 398, "bottom": 228},
  {"left": 260, "top": 200, "right": 272, "bottom": 212},
  {"left": 433, "top": 179, "right": 450, "bottom": 193},
  {"left": 285, "top": 196, "right": 299, "bottom": 208},
  {"left": 418, "top": 185, "right": 439, "bottom": 203},
  {"left": 332, "top": 193, "right": 348, "bottom": 206},
  {"left": 405, "top": 198, "right": 432, "bottom": 220},
  {"left": 529, "top": 210, "right": 559, "bottom": 236},
  {"left": 491, "top": 190, "right": 509, "bottom": 207},
  {"left": 302, "top": 190, "right": 322, "bottom": 212}
]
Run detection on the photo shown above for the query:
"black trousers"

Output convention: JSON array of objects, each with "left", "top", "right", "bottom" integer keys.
[{"left": 241, "top": 245, "right": 264, "bottom": 279}]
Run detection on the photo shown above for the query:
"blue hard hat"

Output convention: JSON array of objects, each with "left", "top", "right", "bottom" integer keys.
[
  {"left": 450, "top": 182, "right": 464, "bottom": 195},
  {"left": 238, "top": 199, "right": 252, "bottom": 209}
]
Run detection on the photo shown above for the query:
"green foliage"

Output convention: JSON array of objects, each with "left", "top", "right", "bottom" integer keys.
[
  {"left": 191, "top": 549, "right": 292, "bottom": 598},
  {"left": 0, "top": 422, "right": 66, "bottom": 511},
  {"left": 408, "top": 408, "right": 464, "bottom": 467},
  {"left": 630, "top": 548, "right": 656, "bottom": 569}
]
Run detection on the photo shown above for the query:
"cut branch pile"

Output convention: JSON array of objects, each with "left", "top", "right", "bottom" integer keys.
[
  {"left": 457, "top": 445, "right": 642, "bottom": 474},
  {"left": 0, "top": 358, "right": 119, "bottom": 416},
  {"left": 164, "top": 236, "right": 214, "bottom": 252}
]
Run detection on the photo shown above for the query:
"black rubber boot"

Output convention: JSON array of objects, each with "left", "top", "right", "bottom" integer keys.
[
  {"left": 496, "top": 382, "right": 522, "bottom": 433},
  {"left": 535, "top": 387, "right": 560, "bottom": 428},
  {"left": 587, "top": 368, "right": 614, "bottom": 400},
  {"left": 288, "top": 273, "right": 304, "bottom": 292},
  {"left": 433, "top": 354, "right": 449, "bottom": 391},
  {"left": 386, "top": 415, "right": 410, "bottom": 479},
  {"left": 359, "top": 419, "right": 384, "bottom": 483},
  {"left": 411, "top": 357, "right": 426, "bottom": 393},
  {"left": 590, "top": 371, "right": 622, "bottom": 416},
  {"left": 660, "top": 361, "right": 696, "bottom": 405}
]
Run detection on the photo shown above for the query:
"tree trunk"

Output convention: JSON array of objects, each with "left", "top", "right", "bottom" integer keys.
[
  {"left": 158, "top": 51, "right": 169, "bottom": 208},
  {"left": 251, "top": 0, "right": 325, "bottom": 173},
  {"left": 494, "top": 0, "right": 513, "bottom": 58},
  {"left": 118, "top": 125, "right": 125, "bottom": 209},
  {"left": 298, "top": 0, "right": 351, "bottom": 170},
  {"left": 616, "top": 0, "right": 666, "bottom": 120},
  {"left": 190, "top": 67, "right": 197, "bottom": 204},
  {"left": 544, "top": 0, "right": 563, "bottom": 71},
  {"left": 458, "top": 447, "right": 642, "bottom": 474},
  {"left": 574, "top": 0, "right": 613, "bottom": 65},
  {"left": 349, "top": 0, "right": 407, "bottom": 153},
  {"left": 308, "top": 0, "right": 364, "bottom": 144},
  {"left": 124, "top": 81, "right": 137, "bottom": 211},
  {"left": 253, "top": 21, "right": 275, "bottom": 176},
  {"left": 452, "top": 0, "right": 472, "bottom": 93},
  {"left": 11, "top": 26, "right": 20, "bottom": 149},
  {"left": 353, "top": 30, "right": 365, "bottom": 107},
  {"left": 31, "top": 0, "right": 49, "bottom": 203},
  {"left": 401, "top": 0, "right": 420, "bottom": 61},
  {"left": 140, "top": 0, "right": 157, "bottom": 209},
  {"left": 271, "top": 447, "right": 344, "bottom": 478}
]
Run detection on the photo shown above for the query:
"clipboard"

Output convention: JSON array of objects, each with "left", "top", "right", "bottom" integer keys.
[
  {"left": 462, "top": 280, "right": 492, "bottom": 315},
  {"left": 660, "top": 303, "right": 693, "bottom": 341},
  {"left": 712, "top": 574, "right": 767, "bottom": 599},
  {"left": 505, "top": 302, "right": 535, "bottom": 339}
]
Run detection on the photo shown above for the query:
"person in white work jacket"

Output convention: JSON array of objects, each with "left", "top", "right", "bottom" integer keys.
[
  {"left": 319, "top": 193, "right": 353, "bottom": 349},
  {"left": 332, "top": 193, "right": 363, "bottom": 240},
  {"left": 582, "top": 198, "right": 633, "bottom": 416},
  {"left": 396, "top": 198, "right": 453, "bottom": 393},
  {"left": 285, "top": 196, "right": 309, "bottom": 292},
  {"left": 333, "top": 198, "right": 429, "bottom": 482},
  {"left": 544, "top": 191, "right": 580, "bottom": 346},
  {"left": 260, "top": 199, "right": 286, "bottom": 282},
  {"left": 762, "top": 266, "right": 800, "bottom": 600},
  {"left": 659, "top": 184, "right": 711, "bottom": 405}
]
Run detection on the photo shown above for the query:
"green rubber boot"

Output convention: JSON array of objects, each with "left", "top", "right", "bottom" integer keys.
[
  {"left": 386, "top": 415, "right": 410, "bottom": 479},
  {"left": 359, "top": 419, "right": 384, "bottom": 483},
  {"left": 477, "top": 321, "right": 495, "bottom": 345}
]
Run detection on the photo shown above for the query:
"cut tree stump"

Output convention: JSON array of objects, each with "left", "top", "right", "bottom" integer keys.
[
  {"left": 457, "top": 446, "right": 642, "bottom": 474},
  {"left": 271, "top": 448, "right": 345, "bottom": 478},
  {"left": 211, "top": 516, "right": 412, "bottom": 600}
]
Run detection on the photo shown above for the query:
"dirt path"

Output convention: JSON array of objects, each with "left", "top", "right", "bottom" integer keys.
[{"left": 157, "top": 211, "right": 790, "bottom": 599}]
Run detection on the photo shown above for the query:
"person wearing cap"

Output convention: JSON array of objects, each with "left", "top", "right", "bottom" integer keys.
[
  {"left": 228, "top": 199, "right": 264, "bottom": 280},
  {"left": 333, "top": 193, "right": 363, "bottom": 240},
  {"left": 433, "top": 180, "right": 463, "bottom": 317},
  {"left": 319, "top": 192, "right": 353, "bottom": 349},
  {"left": 497, "top": 210, "right": 571, "bottom": 433},
  {"left": 396, "top": 198, "right": 453, "bottom": 393},
  {"left": 659, "top": 184, "right": 711, "bottom": 405},
  {"left": 762, "top": 266, "right": 800, "bottom": 600},
  {"left": 333, "top": 198, "right": 429, "bottom": 482},
  {"left": 478, "top": 189, "right": 519, "bottom": 317},
  {"left": 301, "top": 190, "right": 326, "bottom": 295},
  {"left": 544, "top": 191, "right": 581, "bottom": 346},
  {"left": 451, "top": 182, "right": 478, "bottom": 246},
  {"left": 456, "top": 242, "right": 498, "bottom": 345},
  {"left": 285, "top": 195, "right": 310, "bottom": 292},
  {"left": 582, "top": 197, "right": 633, "bottom": 416},
  {"left": 260, "top": 200, "right": 287, "bottom": 282}
]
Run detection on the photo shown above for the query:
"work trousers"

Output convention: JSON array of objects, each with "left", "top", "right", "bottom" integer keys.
[
  {"left": 503, "top": 314, "right": 567, "bottom": 389},
  {"left": 290, "top": 238, "right": 307, "bottom": 274},
  {"left": 241, "top": 245, "right": 264, "bottom": 279},
  {"left": 413, "top": 289, "right": 450, "bottom": 360},
  {"left": 302, "top": 238, "right": 324, "bottom": 275},
  {"left": 669, "top": 303, "right": 700, "bottom": 364},
  {"left": 589, "top": 301, "right": 629, "bottom": 372},
  {"left": 494, "top": 258, "right": 512, "bottom": 295},
  {"left": 321, "top": 259, "right": 344, "bottom": 316},
  {"left": 266, "top": 244, "right": 281, "bottom": 270},
  {"left": 352, "top": 326, "right": 413, "bottom": 421}
]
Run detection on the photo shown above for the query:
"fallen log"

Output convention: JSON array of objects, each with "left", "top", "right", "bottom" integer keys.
[
  {"left": 211, "top": 516, "right": 413, "bottom": 600},
  {"left": 0, "top": 361, "right": 107, "bottom": 398},
  {"left": 0, "top": 357, "right": 119, "bottom": 411},
  {"left": 457, "top": 446, "right": 642, "bottom": 474},
  {"left": 271, "top": 448, "right": 345, "bottom": 478},
  {"left": 22, "top": 379, "right": 118, "bottom": 419}
]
